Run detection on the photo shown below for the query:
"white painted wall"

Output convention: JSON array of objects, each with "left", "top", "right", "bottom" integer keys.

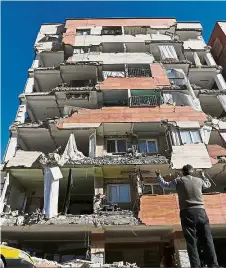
[
  {"left": 3, "top": 136, "right": 17, "bottom": 163},
  {"left": 74, "top": 34, "right": 153, "bottom": 46},
  {"left": 177, "top": 22, "right": 202, "bottom": 30},
  {"left": 31, "top": 54, "right": 40, "bottom": 69},
  {"left": 24, "top": 77, "right": 34, "bottom": 93},
  {"left": 214, "top": 73, "right": 226, "bottom": 91},
  {"left": 70, "top": 52, "right": 154, "bottom": 64},
  {"left": 15, "top": 105, "right": 26, "bottom": 123},
  {"left": 183, "top": 39, "right": 206, "bottom": 50},
  {"left": 204, "top": 52, "right": 216, "bottom": 66}
]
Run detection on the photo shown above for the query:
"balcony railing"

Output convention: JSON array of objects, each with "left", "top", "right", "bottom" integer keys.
[
  {"left": 129, "top": 95, "right": 159, "bottom": 107},
  {"left": 127, "top": 67, "right": 151, "bottom": 77}
]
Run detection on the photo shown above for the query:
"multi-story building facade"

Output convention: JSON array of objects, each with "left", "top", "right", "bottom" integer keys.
[
  {"left": 1, "top": 18, "right": 226, "bottom": 267},
  {"left": 209, "top": 21, "right": 226, "bottom": 81}
]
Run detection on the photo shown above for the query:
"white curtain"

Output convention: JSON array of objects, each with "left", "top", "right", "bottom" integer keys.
[
  {"left": 217, "top": 95, "right": 226, "bottom": 112},
  {"left": 43, "top": 167, "right": 62, "bottom": 218},
  {"left": 200, "top": 126, "right": 212, "bottom": 144},
  {"left": 159, "top": 45, "right": 178, "bottom": 61},
  {"left": 193, "top": 52, "right": 202, "bottom": 68},
  {"left": 103, "top": 71, "right": 125, "bottom": 80},
  {"left": 166, "top": 69, "right": 186, "bottom": 86},
  {"left": 171, "top": 128, "right": 181, "bottom": 146},
  {"left": 58, "top": 134, "right": 84, "bottom": 166}
]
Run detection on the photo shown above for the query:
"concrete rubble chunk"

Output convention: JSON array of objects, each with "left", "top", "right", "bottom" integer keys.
[
  {"left": 32, "top": 257, "right": 139, "bottom": 268},
  {"left": 1, "top": 210, "right": 140, "bottom": 227}
]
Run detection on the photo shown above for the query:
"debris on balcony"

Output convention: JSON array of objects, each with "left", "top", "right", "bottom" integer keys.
[
  {"left": 40, "top": 154, "right": 169, "bottom": 167},
  {"left": 0, "top": 209, "right": 140, "bottom": 227}
]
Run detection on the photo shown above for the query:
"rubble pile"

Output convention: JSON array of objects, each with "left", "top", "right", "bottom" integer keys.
[
  {"left": 1, "top": 210, "right": 140, "bottom": 227},
  {"left": 93, "top": 262, "right": 139, "bottom": 268},
  {"left": 32, "top": 257, "right": 139, "bottom": 268},
  {"left": 32, "top": 257, "right": 59, "bottom": 267},
  {"left": 40, "top": 154, "right": 168, "bottom": 167}
]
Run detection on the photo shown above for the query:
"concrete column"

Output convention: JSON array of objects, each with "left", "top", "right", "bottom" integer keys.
[
  {"left": 3, "top": 134, "right": 17, "bottom": 162},
  {"left": 214, "top": 73, "right": 226, "bottom": 91},
  {"left": 91, "top": 231, "right": 105, "bottom": 265},
  {"left": 31, "top": 54, "right": 41, "bottom": 69},
  {"left": 173, "top": 231, "right": 190, "bottom": 268},
  {"left": 204, "top": 52, "right": 216, "bottom": 66},
  {"left": 24, "top": 77, "right": 34, "bottom": 93}
]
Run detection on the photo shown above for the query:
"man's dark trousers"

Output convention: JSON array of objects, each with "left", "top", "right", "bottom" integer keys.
[{"left": 180, "top": 208, "right": 219, "bottom": 268}]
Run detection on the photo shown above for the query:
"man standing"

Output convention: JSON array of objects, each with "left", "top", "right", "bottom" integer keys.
[{"left": 156, "top": 164, "right": 219, "bottom": 268}]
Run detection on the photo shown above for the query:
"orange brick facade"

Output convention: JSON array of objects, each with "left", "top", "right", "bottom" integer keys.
[
  {"left": 63, "top": 18, "right": 176, "bottom": 46},
  {"left": 98, "top": 63, "right": 171, "bottom": 90},
  {"left": 139, "top": 194, "right": 226, "bottom": 226}
]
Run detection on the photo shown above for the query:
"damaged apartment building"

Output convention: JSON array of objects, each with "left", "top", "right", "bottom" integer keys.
[{"left": 1, "top": 18, "right": 226, "bottom": 267}]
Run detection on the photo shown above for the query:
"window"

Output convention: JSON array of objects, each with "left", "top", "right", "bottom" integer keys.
[
  {"left": 180, "top": 130, "right": 202, "bottom": 144},
  {"left": 76, "top": 29, "right": 91, "bottom": 36},
  {"left": 106, "top": 139, "right": 128, "bottom": 153},
  {"left": 108, "top": 184, "right": 131, "bottom": 203},
  {"left": 101, "top": 26, "right": 122, "bottom": 35},
  {"left": 138, "top": 140, "right": 158, "bottom": 153}
]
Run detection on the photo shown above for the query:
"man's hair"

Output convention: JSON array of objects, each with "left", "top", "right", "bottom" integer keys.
[{"left": 182, "top": 164, "right": 194, "bottom": 176}]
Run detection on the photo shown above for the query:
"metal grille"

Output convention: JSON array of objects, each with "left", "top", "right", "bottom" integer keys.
[
  {"left": 130, "top": 95, "right": 159, "bottom": 107},
  {"left": 127, "top": 67, "right": 151, "bottom": 77}
]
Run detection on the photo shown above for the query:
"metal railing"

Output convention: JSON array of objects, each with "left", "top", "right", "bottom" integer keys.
[
  {"left": 127, "top": 68, "right": 151, "bottom": 77},
  {"left": 129, "top": 95, "right": 159, "bottom": 107}
]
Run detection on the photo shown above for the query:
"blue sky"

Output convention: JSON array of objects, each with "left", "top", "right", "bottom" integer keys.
[{"left": 1, "top": 1, "right": 226, "bottom": 160}]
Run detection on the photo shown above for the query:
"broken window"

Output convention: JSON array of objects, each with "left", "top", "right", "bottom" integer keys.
[
  {"left": 137, "top": 140, "right": 158, "bottom": 153},
  {"left": 101, "top": 26, "right": 122, "bottom": 35},
  {"left": 76, "top": 29, "right": 91, "bottom": 36},
  {"left": 108, "top": 184, "right": 131, "bottom": 203},
  {"left": 70, "top": 80, "right": 93, "bottom": 87},
  {"left": 38, "top": 35, "right": 59, "bottom": 43},
  {"left": 180, "top": 130, "right": 202, "bottom": 144},
  {"left": 106, "top": 139, "right": 127, "bottom": 153},
  {"left": 66, "top": 93, "right": 89, "bottom": 100}
]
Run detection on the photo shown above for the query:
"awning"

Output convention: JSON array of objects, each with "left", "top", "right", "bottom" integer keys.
[{"left": 6, "top": 150, "right": 42, "bottom": 168}]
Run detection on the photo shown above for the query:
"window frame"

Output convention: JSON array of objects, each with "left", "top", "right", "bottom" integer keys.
[
  {"left": 106, "top": 138, "right": 129, "bottom": 154},
  {"left": 137, "top": 139, "right": 158, "bottom": 154},
  {"left": 107, "top": 184, "right": 131, "bottom": 203},
  {"left": 76, "top": 28, "right": 91, "bottom": 36},
  {"left": 179, "top": 129, "right": 203, "bottom": 144},
  {"left": 143, "top": 183, "right": 165, "bottom": 195}
]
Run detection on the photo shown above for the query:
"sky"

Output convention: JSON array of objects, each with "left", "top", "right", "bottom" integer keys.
[{"left": 1, "top": 1, "right": 226, "bottom": 160}]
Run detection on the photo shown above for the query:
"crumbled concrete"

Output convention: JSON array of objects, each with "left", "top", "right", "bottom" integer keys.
[
  {"left": 94, "top": 262, "right": 139, "bottom": 268},
  {"left": 40, "top": 154, "right": 168, "bottom": 167},
  {"left": 51, "top": 86, "right": 95, "bottom": 93},
  {"left": 32, "top": 257, "right": 139, "bottom": 268},
  {"left": 1, "top": 210, "right": 140, "bottom": 227},
  {"left": 32, "top": 257, "right": 59, "bottom": 267}
]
